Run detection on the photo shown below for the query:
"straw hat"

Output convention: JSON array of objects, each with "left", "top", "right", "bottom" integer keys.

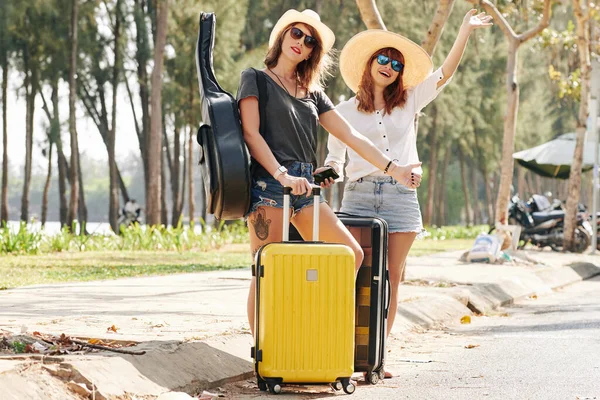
[
  {"left": 339, "top": 30, "right": 433, "bottom": 93},
  {"left": 269, "top": 9, "right": 335, "bottom": 52}
]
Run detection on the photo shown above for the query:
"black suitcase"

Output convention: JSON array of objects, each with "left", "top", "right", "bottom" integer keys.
[{"left": 289, "top": 214, "right": 390, "bottom": 384}]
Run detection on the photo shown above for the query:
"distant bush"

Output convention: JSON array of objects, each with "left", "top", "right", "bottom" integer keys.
[
  {"left": 0, "top": 220, "right": 249, "bottom": 255},
  {"left": 423, "top": 225, "right": 490, "bottom": 240}
]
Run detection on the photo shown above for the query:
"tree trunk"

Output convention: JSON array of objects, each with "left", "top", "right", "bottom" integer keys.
[
  {"left": 356, "top": 0, "right": 386, "bottom": 29},
  {"left": 51, "top": 81, "right": 69, "bottom": 227},
  {"left": 179, "top": 132, "right": 187, "bottom": 223},
  {"left": 135, "top": 0, "right": 151, "bottom": 204},
  {"left": 458, "top": 145, "right": 472, "bottom": 226},
  {"left": 473, "top": 128, "right": 492, "bottom": 223},
  {"left": 436, "top": 143, "right": 452, "bottom": 226},
  {"left": 67, "top": 0, "right": 80, "bottom": 230},
  {"left": 145, "top": 0, "right": 168, "bottom": 225},
  {"left": 471, "top": 161, "right": 481, "bottom": 225},
  {"left": 108, "top": 0, "right": 122, "bottom": 232},
  {"left": 21, "top": 57, "right": 34, "bottom": 222},
  {"left": 467, "top": 0, "right": 552, "bottom": 224},
  {"left": 77, "top": 156, "right": 88, "bottom": 232},
  {"left": 424, "top": 107, "right": 439, "bottom": 226},
  {"left": 161, "top": 152, "right": 168, "bottom": 226},
  {"left": 422, "top": 0, "right": 456, "bottom": 55},
  {"left": 564, "top": 0, "right": 590, "bottom": 251},
  {"left": 495, "top": 39, "right": 519, "bottom": 225},
  {"left": 41, "top": 143, "right": 53, "bottom": 227},
  {"left": 188, "top": 124, "right": 195, "bottom": 226},
  {"left": 171, "top": 124, "right": 182, "bottom": 227},
  {"left": 1, "top": 55, "right": 8, "bottom": 224}
]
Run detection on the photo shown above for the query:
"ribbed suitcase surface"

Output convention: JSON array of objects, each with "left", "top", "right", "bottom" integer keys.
[{"left": 256, "top": 242, "right": 355, "bottom": 383}]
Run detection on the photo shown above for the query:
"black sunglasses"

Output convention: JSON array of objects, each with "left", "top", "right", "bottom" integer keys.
[
  {"left": 289, "top": 27, "right": 318, "bottom": 49},
  {"left": 377, "top": 54, "right": 404, "bottom": 73}
]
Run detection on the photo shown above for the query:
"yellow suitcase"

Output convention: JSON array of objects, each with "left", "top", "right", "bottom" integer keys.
[{"left": 252, "top": 187, "right": 356, "bottom": 395}]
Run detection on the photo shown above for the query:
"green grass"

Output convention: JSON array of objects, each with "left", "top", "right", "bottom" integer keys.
[
  {"left": 409, "top": 238, "right": 472, "bottom": 257},
  {"left": 0, "top": 238, "right": 475, "bottom": 288},
  {"left": 0, "top": 244, "right": 252, "bottom": 289}
]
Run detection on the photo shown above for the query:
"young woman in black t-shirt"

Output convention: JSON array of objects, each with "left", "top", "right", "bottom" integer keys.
[{"left": 237, "top": 9, "right": 422, "bottom": 335}]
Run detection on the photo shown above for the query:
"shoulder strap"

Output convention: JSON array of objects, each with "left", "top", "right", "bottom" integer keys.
[{"left": 252, "top": 68, "right": 268, "bottom": 137}]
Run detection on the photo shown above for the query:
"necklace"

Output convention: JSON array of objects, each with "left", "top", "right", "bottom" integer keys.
[{"left": 269, "top": 68, "right": 298, "bottom": 98}]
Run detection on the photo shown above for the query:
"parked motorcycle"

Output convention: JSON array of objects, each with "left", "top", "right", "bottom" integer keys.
[
  {"left": 117, "top": 200, "right": 143, "bottom": 232},
  {"left": 500, "top": 195, "right": 591, "bottom": 253}
]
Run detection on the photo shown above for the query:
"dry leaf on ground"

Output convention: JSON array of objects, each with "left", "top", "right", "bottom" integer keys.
[
  {"left": 465, "top": 344, "right": 480, "bottom": 349},
  {"left": 460, "top": 315, "right": 471, "bottom": 324}
]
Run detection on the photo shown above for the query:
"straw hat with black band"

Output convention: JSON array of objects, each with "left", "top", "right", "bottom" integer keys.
[
  {"left": 269, "top": 9, "right": 335, "bottom": 52},
  {"left": 339, "top": 30, "right": 433, "bottom": 93}
]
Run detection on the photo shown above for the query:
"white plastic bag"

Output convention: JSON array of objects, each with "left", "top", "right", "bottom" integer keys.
[{"left": 466, "top": 233, "right": 502, "bottom": 263}]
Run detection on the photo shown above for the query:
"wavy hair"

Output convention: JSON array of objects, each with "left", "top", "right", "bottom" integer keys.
[{"left": 356, "top": 47, "right": 407, "bottom": 115}]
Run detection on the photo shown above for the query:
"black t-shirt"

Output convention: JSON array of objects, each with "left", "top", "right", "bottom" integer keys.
[{"left": 237, "top": 68, "right": 335, "bottom": 177}]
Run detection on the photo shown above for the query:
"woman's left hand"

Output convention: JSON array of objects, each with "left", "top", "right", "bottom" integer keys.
[
  {"left": 313, "top": 166, "right": 336, "bottom": 188},
  {"left": 462, "top": 9, "right": 493, "bottom": 31}
]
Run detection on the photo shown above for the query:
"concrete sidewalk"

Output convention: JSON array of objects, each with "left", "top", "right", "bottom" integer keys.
[{"left": 1, "top": 249, "right": 599, "bottom": 399}]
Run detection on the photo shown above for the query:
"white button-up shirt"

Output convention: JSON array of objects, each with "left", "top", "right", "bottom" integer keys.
[{"left": 325, "top": 67, "right": 450, "bottom": 182}]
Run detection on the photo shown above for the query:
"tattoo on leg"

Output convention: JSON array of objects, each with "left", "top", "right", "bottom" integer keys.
[{"left": 251, "top": 208, "right": 271, "bottom": 241}]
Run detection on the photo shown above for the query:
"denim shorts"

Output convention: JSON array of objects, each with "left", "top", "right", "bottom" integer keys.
[
  {"left": 340, "top": 176, "right": 424, "bottom": 234},
  {"left": 245, "top": 161, "right": 326, "bottom": 218}
]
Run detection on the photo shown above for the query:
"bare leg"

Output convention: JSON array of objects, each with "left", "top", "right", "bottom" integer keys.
[
  {"left": 292, "top": 203, "right": 364, "bottom": 272},
  {"left": 384, "top": 231, "right": 417, "bottom": 378},
  {"left": 246, "top": 206, "right": 288, "bottom": 335},
  {"left": 387, "top": 232, "right": 417, "bottom": 337}
]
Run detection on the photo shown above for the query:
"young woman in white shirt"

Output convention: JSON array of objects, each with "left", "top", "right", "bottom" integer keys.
[
  {"left": 238, "top": 9, "right": 421, "bottom": 336},
  {"left": 324, "top": 10, "right": 492, "bottom": 377}
]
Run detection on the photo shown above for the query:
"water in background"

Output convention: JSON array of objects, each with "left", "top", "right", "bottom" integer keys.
[
  {"left": 6, "top": 221, "right": 112, "bottom": 235},
  {"left": 5, "top": 220, "right": 208, "bottom": 235}
]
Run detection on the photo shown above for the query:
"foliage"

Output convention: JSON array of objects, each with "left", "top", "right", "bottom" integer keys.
[
  {"left": 424, "top": 224, "right": 490, "bottom": 240},
  {"left": 0, "top": 221, "right": 248, "bottom": 255}
]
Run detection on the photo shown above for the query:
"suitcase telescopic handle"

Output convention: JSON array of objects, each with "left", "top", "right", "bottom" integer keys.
[{"left": 282, "top": 186, "right": 321, "bottom": 242}]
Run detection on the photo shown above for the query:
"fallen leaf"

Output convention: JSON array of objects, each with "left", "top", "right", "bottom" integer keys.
[
  {"left": 460, "top": 315, "right": 471, "bottom": 324},
  {"left": 32, "top": 331, "right": 42, "bottom": 337},
  {"left": 464, "top": 344, "right": 480, "bottom": 349},
  {"left": 107, "top": 325, "right": 119, "bottom": 333},
  {"left": 88, "top": 338, "right": 101, "bottom": 345}
]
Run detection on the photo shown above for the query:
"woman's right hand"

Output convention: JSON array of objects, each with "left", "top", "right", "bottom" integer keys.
[
  {"left": 389, "top": 162, "right": 422, "bottom": 189},
  {"left": 277, "top": 174, "right": 313, "bottom": 196}
]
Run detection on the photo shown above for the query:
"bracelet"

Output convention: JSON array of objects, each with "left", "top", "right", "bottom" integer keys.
[
  {"left": 383, "top": 160, "right": 393, "bottom": 174},
  {"left": 383, "top": 159, "right": 398, "bottom": 174}
]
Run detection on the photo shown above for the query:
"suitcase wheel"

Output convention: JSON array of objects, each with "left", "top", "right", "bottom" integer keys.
[
  {"left": 341, "top": 378, "right": 356, "bottom": 395},
  {"left": 268, "top": 383, "right": 282, "bottom": 394},
  {"left": 377, "top": 368, "right": 385, "bottom": 381},
  {"left": 331, "top": 381, "right": 343, "bottom": 391},
  {"left": 257, "top": 379, "right": 267, "bottom": 392},
  {"left": 366, "top": 371, "right": 380, "bottom": 385}
]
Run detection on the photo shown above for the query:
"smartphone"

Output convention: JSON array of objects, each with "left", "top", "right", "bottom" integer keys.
[{"left": 313, "top": 167, "right": 340, "bottom": 184}]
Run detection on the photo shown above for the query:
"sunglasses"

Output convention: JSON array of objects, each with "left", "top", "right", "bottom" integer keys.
[
  {"left": 377, "top": 54, "right": 404, "bottom": 73},
  {"left": 289, "top": 27, "right": 318, "bottom": 49}
]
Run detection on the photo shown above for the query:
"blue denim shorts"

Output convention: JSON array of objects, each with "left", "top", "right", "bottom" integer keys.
[
  {"left": 341, "top": 176, "right": 424, "bottom": 234},
  {"left": 246, "top": 161, "right": 326, "bottom": 218}
]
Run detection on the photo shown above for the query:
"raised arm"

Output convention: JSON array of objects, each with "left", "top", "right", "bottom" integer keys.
[
  {"left": 439, "top": 9, "right": 493, "bottom": 87},
  {"left": 319, "top": 110, "right": 421, "bottom": 186}
]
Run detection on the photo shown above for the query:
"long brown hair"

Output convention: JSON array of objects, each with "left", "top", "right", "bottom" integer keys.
[
  {"left": 356, "top": 47, "right": 407, "bottom": 115},
  {"left": 264, "top": 23, "right": 334, "bottom": 92}
]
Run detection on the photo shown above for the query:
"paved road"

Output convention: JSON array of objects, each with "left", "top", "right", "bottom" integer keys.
[{"left": 218, "top": 276, "right": 600, "bottom": 399}]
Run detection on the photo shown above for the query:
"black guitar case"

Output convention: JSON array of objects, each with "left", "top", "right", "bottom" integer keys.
[{"left": 195, "top": 12, "right": 251, "bottom": 220}]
